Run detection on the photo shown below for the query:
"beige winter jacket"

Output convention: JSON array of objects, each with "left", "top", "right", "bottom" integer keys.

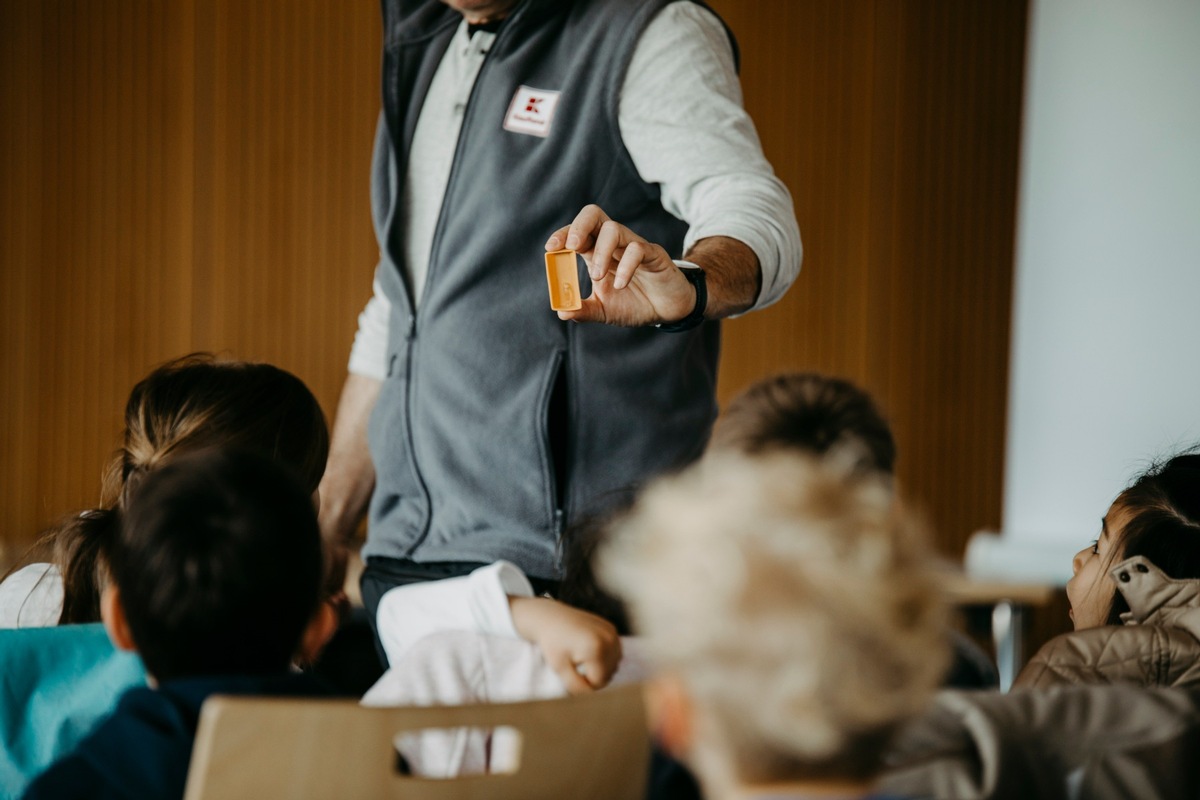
[
  {"left": 1015, "top": 555, "right": 1200, "bottom": 690},
  {"left": 879, "top": 684, "right": 1200, "bottom": 800}
]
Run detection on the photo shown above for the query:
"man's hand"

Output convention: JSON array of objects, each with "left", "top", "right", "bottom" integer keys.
[
  {"left": 545, "top": 205, "right": 697, "bottom": 327},
  {"left": 318, "top": 373, "right": 381, "bottom": 600},
  {"left": 321, "top": 538, "right": 352, "bottom": 623},
  {"left": 509, "top": 596, "right": 623, "bottom": 694}
]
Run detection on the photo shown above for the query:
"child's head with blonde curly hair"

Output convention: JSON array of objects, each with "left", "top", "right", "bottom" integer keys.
[{"left": 600, "top": 452, "right": 948, "bottom": 797}]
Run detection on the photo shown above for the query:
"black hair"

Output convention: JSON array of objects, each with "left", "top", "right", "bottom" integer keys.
[
  {"left": 109, "top": 448, "right": 323, "bottom": 681},
  {"left": 5, "top": 353, "right": 329, "bottom": 625},
  {"left": 56, "top": 509, "right": 119, "bottom": 623},
  {"left": 1105, "top": 451, "right": 1200, "bottom": 624},
  {"left": 709, "top": 373, "right": 896, "bottom": 475},
  {"left": 558, "top": 512, "right": 632, "bottom": 636},
  {"left": 106, "top": 353, "right": 329, "bottom": 505}
]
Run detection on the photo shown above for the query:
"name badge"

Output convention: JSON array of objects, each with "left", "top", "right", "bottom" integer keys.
[{"left": 503, "top": 86, "right": 561, "bottom": 138}]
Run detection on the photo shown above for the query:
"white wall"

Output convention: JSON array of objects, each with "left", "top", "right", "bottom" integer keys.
[{"left": 967, "top": 0, "right": 1200, "bottom": 583}]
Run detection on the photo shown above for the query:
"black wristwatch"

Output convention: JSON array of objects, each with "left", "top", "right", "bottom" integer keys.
[{"left": 656, "top": 263, "right": 707, "bottom": 332}]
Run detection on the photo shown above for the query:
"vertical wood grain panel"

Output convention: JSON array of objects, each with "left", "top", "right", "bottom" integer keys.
[
  {"left": 708, "top": 0, "right": 1027, "bottom": 555},
  {"left": 0, "top": 1, "right": 380, "bottom": 563},
  {"left": 189, "top": 0, "right": 379, "bottom": 397},
  {"left": 0, "top": 2, "right": 45, "bottom": 565}
]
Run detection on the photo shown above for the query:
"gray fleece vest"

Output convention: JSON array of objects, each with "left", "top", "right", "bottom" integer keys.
[{"left": 364, "top": 0, "right": 730, "bottom": 578}]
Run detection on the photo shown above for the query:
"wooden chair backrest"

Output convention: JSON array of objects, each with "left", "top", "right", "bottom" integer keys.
[{"left": 183, "top": 684, "right": 649, "bottom": 800}]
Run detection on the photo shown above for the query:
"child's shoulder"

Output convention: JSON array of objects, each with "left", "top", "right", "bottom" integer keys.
[
  {"left": 0, "top": 563, "right": 64, "bottom": 628},
  {"left": 24, "top": 684, "right": 190, "bottom": 800}
]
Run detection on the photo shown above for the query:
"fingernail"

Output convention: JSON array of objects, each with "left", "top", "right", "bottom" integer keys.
[
  {"left": 546, "top": 237, "right": 558, "bottom": 250},
  {"left": 566, "top": 235, "right": 579, "bottom": 249}
]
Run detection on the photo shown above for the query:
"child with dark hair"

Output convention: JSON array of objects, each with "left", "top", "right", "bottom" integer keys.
[
  {"left": 1017, "top": 450, "right": 1200, "bottom": 688},
  {"left": 555, "top": 505, "right": 635, "bottom": 637},
  {"left": 708, "top": 372, "right": 896, "bottom": 474},
  {"left": 22, "top": 449, "right": 336, "bottom": 800},
  {"left": 712, "top": 372, "right": 996, "bottom": 690},
  {"left": 0, "top": 353, "right": 331, "bottom": 628},
  {"left": 599, "top": 453, "right": 948, "bottom": 800}
]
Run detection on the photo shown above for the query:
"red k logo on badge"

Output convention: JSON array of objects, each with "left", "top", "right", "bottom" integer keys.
[{"left": 504, "top": 85, "right": 561, "bottom": 138}]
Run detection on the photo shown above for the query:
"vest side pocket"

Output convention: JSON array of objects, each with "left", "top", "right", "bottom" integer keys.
[
  {"left": 365, "top": 343, "right": 430, "bottom": 557},
  {"left": 537, "top": 350, "right": 569, "bottom": 537}
]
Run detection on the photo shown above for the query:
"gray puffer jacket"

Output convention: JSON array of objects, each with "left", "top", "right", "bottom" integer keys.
[
  {"left": 1015, "top": 556, "right": 1200, "bottom": 690},
  {"left": 879, "top": 685, "right": 1200, "bottom": 800}
]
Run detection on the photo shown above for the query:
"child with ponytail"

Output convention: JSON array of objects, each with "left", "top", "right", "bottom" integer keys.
[{"left": 0, "top": 353, "right": 330, "bottom": 627}]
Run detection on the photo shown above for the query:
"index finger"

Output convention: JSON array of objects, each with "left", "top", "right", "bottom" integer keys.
[
  {"left": 562, "top": 204, "right": 611, "bottom": 253},
  {"left": 544, "top": 224, "right": 571, "bottom": 252}
]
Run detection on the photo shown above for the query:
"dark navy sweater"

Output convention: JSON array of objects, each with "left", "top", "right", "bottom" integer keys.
[{"left": 21, "top": 672, "right": 330, "bottom": 800}]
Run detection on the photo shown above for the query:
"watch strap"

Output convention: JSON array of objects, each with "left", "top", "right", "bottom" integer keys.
[{"left": 656, "top": 262, "right": 707, "bottom": 333}]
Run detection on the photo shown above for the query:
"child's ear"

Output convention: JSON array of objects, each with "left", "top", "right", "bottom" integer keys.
[
  {"left": 100, "top": 585, "right": 137, "bottom": 653},
  {"left": 297, "top": 600, "right": 339, "bottom": 665},
  {"left": 646, "top": 673, "right": 694, "bottom": 759}
]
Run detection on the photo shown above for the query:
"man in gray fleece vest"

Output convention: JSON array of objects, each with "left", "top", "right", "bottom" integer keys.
[{"left": 319, "top": 0, "right": 802, "bottom": 624}]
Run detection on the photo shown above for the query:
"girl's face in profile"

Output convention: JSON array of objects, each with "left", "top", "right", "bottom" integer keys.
[{"left": 1066, "top": 504, "right": 1131, "bottom": 630}]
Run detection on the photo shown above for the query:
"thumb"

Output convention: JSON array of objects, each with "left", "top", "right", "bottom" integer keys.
[
  {"left": 557, "top": 297, "right": 607, "bottom": 324},
  {"left": 575, "top": 655, "right": 615, "bottom": 690},
  {"left": 549, "top": 653, "right": 595, "bottom": 695}
]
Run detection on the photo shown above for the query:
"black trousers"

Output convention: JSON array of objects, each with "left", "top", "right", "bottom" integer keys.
[{"left": 361, "top": 556, "right": 560, "bottom": 665}]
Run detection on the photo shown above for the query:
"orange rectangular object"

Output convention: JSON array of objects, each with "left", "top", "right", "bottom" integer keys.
[{"left": 544, "top": 249, "right": 582, "bottom": 312}]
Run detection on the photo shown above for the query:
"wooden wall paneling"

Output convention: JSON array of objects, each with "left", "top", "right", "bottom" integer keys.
[
  {"left": 863, "top": 0, "right": 904, "bottom": 409},
  {"left": 0, "top": 2, "right": 45, "bottom": 565},
  {"left": 0, "top": 0, "right": 380, "bottom": 563},
  {"left": 710, "top": 1, "right": 878, "bottom": 387},
  {"left": 875, "top": 0, "right": 1026, "bottom": 555},
  {"left": 0, "top": 0, "right": 194, "bottom": 561},
  {"left": 190, "top": 0, "right": 380, "bottom": 412},
  {"left": 707, "top": 0, "right": 1027, "bottom": 556},
  {"left": 35, "top": 0, "right": 196, "bottom": 537}
]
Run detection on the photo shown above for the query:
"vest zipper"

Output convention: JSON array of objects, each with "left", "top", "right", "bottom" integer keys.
[
  {"left": 542, "top": 349, "right": 570, "bottom": 540},
  {"left": 558, "top": 321, "right": 574, "bottom": 544},
  {"left": 419, "top": 11, "right": 520, "bottom": 314},
  {"left": 401, "top": 13, "right": 520, "bottom": 555},
  {"left": 400, "top": 316, "right": 433, "bottom": 559}
]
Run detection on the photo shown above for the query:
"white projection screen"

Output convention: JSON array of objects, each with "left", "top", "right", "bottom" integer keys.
[{"left": 966, "top": 0, "right": 1200, "bottom": 584}]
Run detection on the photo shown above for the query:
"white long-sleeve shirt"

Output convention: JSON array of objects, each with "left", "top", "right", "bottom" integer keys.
[
  {"left": 364, "top": 561, "right": 651, "bottom": 778},
  {"left": 349, "top": 3, "right": 802, "bottom": 379},
  {"left": 373, "top": 560, "right": 534, "bottom": 667}
]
